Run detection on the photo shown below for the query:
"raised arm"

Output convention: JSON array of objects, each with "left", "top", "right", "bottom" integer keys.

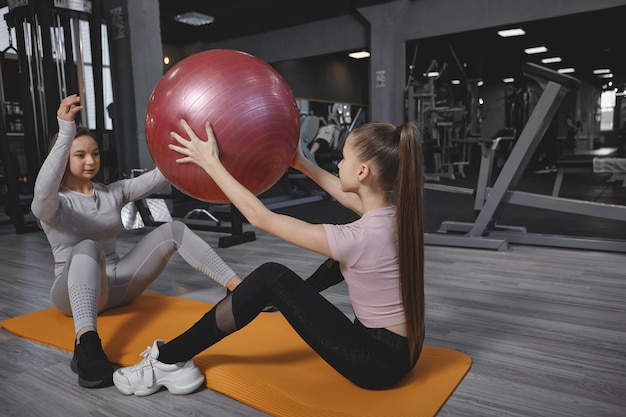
[
  {"left": 290, "top": 141, "right": 363, "bottom": 216},
  {"left": 169, "top": 120, "right": 332, "bottom": 258},
  {"left": 31, "top": 95, "right": 83, "bottom": 222}
]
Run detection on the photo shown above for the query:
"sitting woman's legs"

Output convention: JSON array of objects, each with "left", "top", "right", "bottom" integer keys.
[
  {"left": 107, "top": 220, "right": 236, "bottom": 308},
  {"left": 50, "top": 239, "right": 113, "bottom": 388},
  {"left": 50, "top": 239, "right": 107, "bottom": 336},
  {"left": 158, "top": 262, "right": 414, "bottom": 389}
]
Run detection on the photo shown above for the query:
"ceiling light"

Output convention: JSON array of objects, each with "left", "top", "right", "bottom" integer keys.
[
  {"left": 451, "top": 79, "right": 461, "bottom": 85},
  {"left": 558, "top": 68, "right": 575, "bottom": 74},
  {"left": 541, "top": 57, "right": 562, "bottom": 64},
  {"left": 503, "top": 78, "right": 515, "bottom": 83},
  {"left": 349, "top": 51, "right": 370, "bottom": 59},
  {"left": 497, "top": 28, "right": 525, "bottom": 37},
  {"left": 174, "top": 12, "right": 214, "bottom": 26},
  {"left": 524, "top": 46, "right": 547, "bottom": 54},
  {"left": 426, "top": 71, "right": 440, "bottom": 78},
  {"left": 598, "top": 73, "right": 614, "bottom": 78},
  {"left": 477, "top": 80, "right": 484, "bottom": 87},
  {"left": 593, "top": 69, "right": 611, "bottom": 74}
]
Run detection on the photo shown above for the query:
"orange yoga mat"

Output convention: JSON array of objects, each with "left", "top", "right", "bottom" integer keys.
[{"left": 1, "top": 292, "right": 471, "bottom": 417}]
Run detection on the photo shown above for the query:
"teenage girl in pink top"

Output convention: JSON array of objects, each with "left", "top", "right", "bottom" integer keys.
[{"left": 113, "top": 119, "right": 425, "bottom": 395}]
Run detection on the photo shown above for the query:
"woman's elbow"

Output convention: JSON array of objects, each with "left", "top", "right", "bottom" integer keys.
[
  {"left": 246, "top": 212, "right": 264, "bottom": 230},
  {"left": 246, "top": 210, "right": 275, "bottom": 233}
]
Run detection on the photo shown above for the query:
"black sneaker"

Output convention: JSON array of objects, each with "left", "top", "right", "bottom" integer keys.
[{"left": 70, "top": 331, "right": 114, "bottom": 388}]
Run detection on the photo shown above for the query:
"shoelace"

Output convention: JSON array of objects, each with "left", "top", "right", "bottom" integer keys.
[
  {"left": 127, "top": 345, "right": 157, "bottom": 387},
  {"left": 129, "top": 346, "right": 154, "bottom": 371}
]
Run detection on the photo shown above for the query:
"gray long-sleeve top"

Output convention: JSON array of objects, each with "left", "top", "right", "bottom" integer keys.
[{"left": 31, "top": 119, "right": 168, "bottom": 263}]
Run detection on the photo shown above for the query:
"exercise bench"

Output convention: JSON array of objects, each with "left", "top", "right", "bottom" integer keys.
[
  {"left": 552, "top": 148, "right": 618, "bottom": 196},
  {"left": 425, "top": 62, "right": 626, "bottom": 253}
]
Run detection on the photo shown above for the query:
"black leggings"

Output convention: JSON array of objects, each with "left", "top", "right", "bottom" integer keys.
[{"left": 159, "top": 261, "right": 419, "bottom": 390}]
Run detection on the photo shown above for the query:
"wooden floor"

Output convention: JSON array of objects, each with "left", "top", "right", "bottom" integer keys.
[{"left": 0, "top": 218, "right": 625, "bottom": 416}]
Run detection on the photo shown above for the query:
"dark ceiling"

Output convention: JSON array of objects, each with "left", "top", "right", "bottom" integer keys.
[
  {"left": 158, "top": 2, "right": 626, "bottom": 91},
  {"left": 158, "top": 0, "right": 392, "bottom": 45},
  {"left": 406, "top": 6, "right": 626, "bottom": 91}
]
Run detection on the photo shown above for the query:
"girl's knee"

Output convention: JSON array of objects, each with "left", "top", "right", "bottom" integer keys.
[
  {"left": 167, "top": 219, "right": 187, "bottom": 241},
  {"left": 72, "top": 239, "right": 105, "bottom": 260},
  {"left": 256, "top": 262, "right": 292, "bottom": 276},
  {"left": 249, "top": 263, "right": 300, "bottom": 288}
]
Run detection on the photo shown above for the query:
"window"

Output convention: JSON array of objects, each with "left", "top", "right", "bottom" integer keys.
[
  {"left": 599, "top": 89, "right": 615, "bottom": 132},
  {"left": 0, "top": 6, "right": 113, "bottom": 130},
  {"left": 0, "top": 8, "right": 17, "bottom": 52},
  {"left": 72, "top": 20, "right": 114, "bottom": 130}
]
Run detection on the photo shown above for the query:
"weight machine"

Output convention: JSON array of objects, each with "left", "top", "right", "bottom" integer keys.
[
  {"left": 0, "top": 0, "right": 108, "bottom": 233},
  {"left": 425, "top": 63, "right": 626, "bottom": 253}
]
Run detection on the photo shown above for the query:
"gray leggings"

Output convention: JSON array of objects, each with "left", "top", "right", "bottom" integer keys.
[{"left": 50, "top": 220, "right": 235, "bottom": 333}]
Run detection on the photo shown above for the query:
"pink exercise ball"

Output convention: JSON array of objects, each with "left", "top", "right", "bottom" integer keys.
[{"left": 145, "top": 49, "right": 300, "bottom": 203}]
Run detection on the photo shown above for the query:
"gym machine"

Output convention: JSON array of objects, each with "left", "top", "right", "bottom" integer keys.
[
  {"left": 0, "top": 0, "right": 108, "bottom": 233},
  {"left": 425, "top": 63, "right": 626, "bottom": 253},
  {"left": 407, "top": 60, "right": 475, "bottom": 180}
]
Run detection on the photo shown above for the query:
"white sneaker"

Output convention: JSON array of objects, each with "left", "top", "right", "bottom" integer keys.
[{"left": 113, "top": 339, "right": 205, "bottom": 396}]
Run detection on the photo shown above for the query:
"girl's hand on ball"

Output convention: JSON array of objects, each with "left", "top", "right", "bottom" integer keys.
[{"left": 170, "top": 119, "right": 221, "bottom": 171}]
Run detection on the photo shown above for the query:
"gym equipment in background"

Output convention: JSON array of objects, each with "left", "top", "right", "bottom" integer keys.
[
  {"left": 425, "top": 63, "right": 626, "bottom": 253},
  {"left": 1, "top": 1, "right": 108, "bottom": 233}
]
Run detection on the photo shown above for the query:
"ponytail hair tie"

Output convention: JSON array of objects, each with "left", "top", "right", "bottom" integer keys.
[{"left": 395, "top": 124, "right": 403, "bottom": 137}]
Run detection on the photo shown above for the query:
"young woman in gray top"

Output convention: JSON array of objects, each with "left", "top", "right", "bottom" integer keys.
[{"left": 31, "top": 95, "right": 241, "bottom": 389}]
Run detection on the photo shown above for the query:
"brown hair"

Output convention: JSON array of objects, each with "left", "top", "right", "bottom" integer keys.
[
  {"left": 350, "top": 121, "right": 425, "bottom": 362},
  {"left": 36, "top": 127, "right": 100, "bottom": 229}
]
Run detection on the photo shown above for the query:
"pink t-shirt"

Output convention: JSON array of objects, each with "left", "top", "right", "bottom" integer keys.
[{"left": 323, "top": 206, "right": 404, "bottom": 328}]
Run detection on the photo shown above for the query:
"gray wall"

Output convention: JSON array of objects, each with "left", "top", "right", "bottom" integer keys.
[
  {"left": 105, "top": 0, "right": 162, "bottom": 174},
  {"left": 272, "top": 54, "right": 369, "bottom": 105}
]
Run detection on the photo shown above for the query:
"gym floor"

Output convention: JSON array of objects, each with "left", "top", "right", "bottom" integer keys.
[
  {"left": 422, "top": 168, "right": 626, "bottom": 241},
  {"left": 0, "top": 164, "right": 625, "bottom": 416}
]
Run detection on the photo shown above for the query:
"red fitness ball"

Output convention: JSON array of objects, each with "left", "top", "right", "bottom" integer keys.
[{"left": 145, "top": 49, "right": 300, "bottom": 203}]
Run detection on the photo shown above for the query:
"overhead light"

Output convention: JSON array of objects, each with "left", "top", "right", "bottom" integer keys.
[
  {"left": 163, "top": 56, "right": 170, "bottom": 65},
  {"left": 541, "top": 57, "right": 562, "bottom": 64},
  {"left": 558, "top": 68, "right": 575, "bottom": 74},
  {"left": 349, "top": 51, "right": 370, "bottom": 59},
  {"left": 593, "top": 69, "right": 611, "bottom": 74},
  {"left": 525, "top": 46, "right": 547, "bottom": 54},
  {"left": 598, "top": 73, "right": 614, "bottom": 79},
  {"left": 426, "top": 71, "right": 440, "bottom": 78},
  {"left": 477, "top": 80, "right": 484, "bottom": 87},
  {"left": 497, "top": 28, "right": 525, "bottom": 37},
  {"left": 451, "top": 79, "right": 461, "bottom": 85},
  {"left": 174, "top": 12, "right": 214, "bottom": 26},
  {"left": 503, "top": 78, "right": 515, "bottom": 83}
]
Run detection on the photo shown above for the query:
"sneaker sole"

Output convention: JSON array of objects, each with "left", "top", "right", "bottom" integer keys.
[
  {"left": 79, "top": 374, "right": 114, "bottom": 388},
  {"left": 113, "top": 371, "right": 205, "bottom": 396}
]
